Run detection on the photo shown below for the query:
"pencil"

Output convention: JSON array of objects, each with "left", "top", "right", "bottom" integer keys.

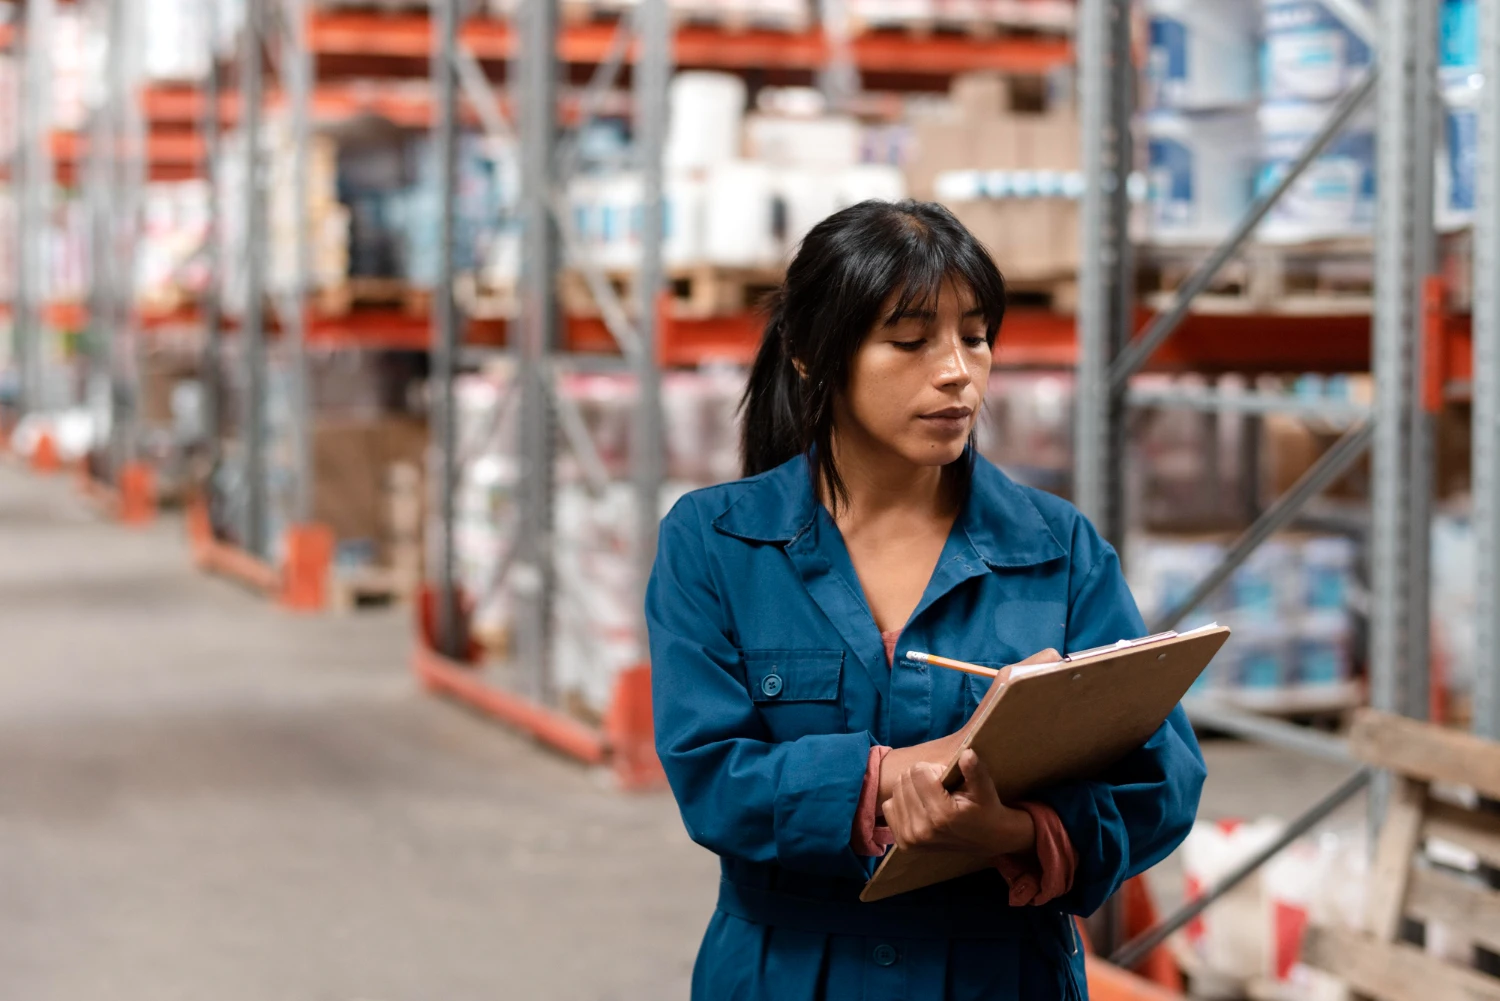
[{"left": 904, "top": 651, "right": 1000, "bottom": 679}]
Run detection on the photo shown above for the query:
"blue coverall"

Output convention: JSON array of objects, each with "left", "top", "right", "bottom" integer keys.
[{"left": 646, "top": 452, "right": 1207, "bottom": 1001}]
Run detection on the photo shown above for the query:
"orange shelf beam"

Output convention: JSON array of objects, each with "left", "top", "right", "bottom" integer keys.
[
  {"left": 414, "top": 639, "right": 610, "bottom": 766},
  {"left": 307, "top": 11, "right": 1071, "bottom": 74}
]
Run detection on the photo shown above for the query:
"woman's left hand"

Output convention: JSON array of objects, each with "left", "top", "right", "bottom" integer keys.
[{"left": 882, "top": 749, "right": 1036, "bottom": 859}]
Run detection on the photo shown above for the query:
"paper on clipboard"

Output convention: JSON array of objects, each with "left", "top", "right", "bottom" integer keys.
[{"left": 1006, "top": 623, "right": 1222, "bottom": 680}]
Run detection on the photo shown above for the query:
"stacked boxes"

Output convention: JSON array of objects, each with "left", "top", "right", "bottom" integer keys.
[
  {"left": 1128, "top": 533, "right": 1359, "bottom": 703},
  {"left": 907, "top": 73, "right": 1081, "bottom": 282}
]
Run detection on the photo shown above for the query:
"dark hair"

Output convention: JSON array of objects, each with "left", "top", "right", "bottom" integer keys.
[{"left": 739, "top": 199, "right": 1007, "bottom": 510}]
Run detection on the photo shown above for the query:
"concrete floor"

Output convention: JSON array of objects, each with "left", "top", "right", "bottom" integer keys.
[{"left": 0, "top": 463, "right": 1363, "bottom": 1001}]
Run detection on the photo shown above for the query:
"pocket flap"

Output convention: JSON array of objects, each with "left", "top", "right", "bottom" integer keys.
[{"left": 743, "top": 649, "right": 844, "bottom": 703}]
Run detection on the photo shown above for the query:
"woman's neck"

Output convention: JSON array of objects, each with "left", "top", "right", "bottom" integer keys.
[{"left": 825, "top": 433, "right": 958, "bottom": 528}]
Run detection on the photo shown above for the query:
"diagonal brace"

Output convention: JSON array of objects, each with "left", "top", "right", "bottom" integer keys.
[{"left": 1150, "top": 421, "right": 1375, "bottom": 633}]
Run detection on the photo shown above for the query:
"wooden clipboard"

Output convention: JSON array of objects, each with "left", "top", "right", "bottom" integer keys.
[{"left": 860, "top": 625, "right": 1230, "bottom": 903}]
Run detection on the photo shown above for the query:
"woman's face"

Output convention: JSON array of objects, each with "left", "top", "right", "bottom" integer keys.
[{"left": 834, "top": 279, "right": 992, "bottom": 470}]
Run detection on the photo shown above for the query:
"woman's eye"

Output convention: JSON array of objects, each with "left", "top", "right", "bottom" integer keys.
[
  {"left": 892, "top": 339, "right": 926, "bottom": 352},
  {"left": 962, "top": 335, "right": 988, "bottom": 348}
]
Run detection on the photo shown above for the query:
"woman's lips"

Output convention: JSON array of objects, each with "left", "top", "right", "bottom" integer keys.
[{"left": 917, "top": 407, "right": 973, "bottom": 434}]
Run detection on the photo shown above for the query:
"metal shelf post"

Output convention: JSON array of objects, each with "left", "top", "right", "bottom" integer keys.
[
  {"left": 634, "top": 0, "right": 670, "bottom": 614},
  {"left": 1073, "top": 0, "right": 1134, "bottom": 547},
  {"left": 241, "top": 0, "right": 269, "bottom": 557},
  {"left": 16, "top": 0, "right": 55, "bottom": 416},
  {"left": 282, "top": 0, "right": 313, "bottom": 527},
  {"left": 432, "top": 0, "right": 462, "bottom": 656},
  {"left": 202, "top": 0, "right": 224, "bottom": 479},
  {"left": 516, "top": 0, "right": 561, "bottom": 698},
  {"left": 1474, "top": 0, "right": 1500, "bottom": 739},
  {"left": 1371, "top": 0, "right": 1436, "bottom": 721}
]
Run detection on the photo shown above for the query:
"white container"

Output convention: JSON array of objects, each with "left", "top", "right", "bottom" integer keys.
[
  {"left": 664, "top": 169, "right": 706, "bottom": 267},
  {"left": 1262, "top": 0, "right": 1374, "bottom": 102},
  {"left": 835, "top": 163, "right": 908, "bottom": 209},
  {"left": 665, "top": 72, "right": 746, "bottom": 171},
  {"left": 704, "top": 160, "right": 779, "bottom": 267},
  {"left": 773, "top": 167, "right": 842, "bottom": 258},
  {"left": 1437, "top": 77, "right": 1480, "bottom": 232},
  {"left": 1146, "top": 0, "right": 1259, "bottom": 110},
  {"left": 1257, "top": 99, "right": 1375, "bottom": 242},
  {"left": 744, "top": 114, "right": 863, "bottom": 170},
  {"left": 1146, "top": 110, "right": 1260, "bottom": 243}
]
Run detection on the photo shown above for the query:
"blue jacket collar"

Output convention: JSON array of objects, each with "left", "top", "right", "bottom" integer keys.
[{"left": 712, "top": 451, "right": 1066, "bottom": 569}]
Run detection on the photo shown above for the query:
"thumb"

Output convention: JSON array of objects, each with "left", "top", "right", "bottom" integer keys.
[{"left": 957, "top": 748, "right": 982, "bottom": 787}]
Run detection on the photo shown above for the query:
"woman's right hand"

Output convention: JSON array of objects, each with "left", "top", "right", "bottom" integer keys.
[{"left": 877, "top": 647, "right": 1060, "bottom": 803}]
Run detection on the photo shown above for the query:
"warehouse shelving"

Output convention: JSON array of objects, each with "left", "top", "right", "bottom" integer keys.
[{"left": 305, "top": 9, "right": 1072, "bottom": 74}]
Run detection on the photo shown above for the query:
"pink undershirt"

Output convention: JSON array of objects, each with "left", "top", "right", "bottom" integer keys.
[{"left": 849, "top": 630, "right": 1078, "bottom": 907}]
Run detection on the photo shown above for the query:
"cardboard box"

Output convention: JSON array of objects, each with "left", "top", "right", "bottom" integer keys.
[
  {"left": 907, "top": 119, "right": 977, "bottom": 200},
  {"left": 973, "top": 117, "right": 1023, "bottom": 170},
  {"left": 312, "top": 417, "right": 428, "bottom": 561},
  {"left": 951, "top": 73, "right": 1013, "bottom": 119}
]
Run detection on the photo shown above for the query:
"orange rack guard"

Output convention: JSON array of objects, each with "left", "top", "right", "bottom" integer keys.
[
  {"left": 1085, "top": 957, "right": 1185, "bottom": 1001},
  {"left": 185, "top": 497, "right": 284, "bottom": 596},
  {"left": 411, "top": 588, "right": 665, "bottom": 789}
]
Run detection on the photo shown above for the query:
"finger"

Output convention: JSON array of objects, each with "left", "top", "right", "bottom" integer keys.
[
  {"left": 911, "top": 760, "right": 954, "bottom": 821},
  {"left": 957, "top": 748, "right": 984, "bottom": 787},
  {"left": 955, "top": 748, "right": 1000, "bottom": 807},
  {"left": 1014, "top": 647, "right": 1061, "bottom": 666},
  {"left": 897, "top": 774, "right": 933, "bottom": 845}
]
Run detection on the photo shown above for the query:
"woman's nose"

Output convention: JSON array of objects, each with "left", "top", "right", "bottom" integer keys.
[{"left": 933, "top": 337, "right": 973, "bottom": 388}]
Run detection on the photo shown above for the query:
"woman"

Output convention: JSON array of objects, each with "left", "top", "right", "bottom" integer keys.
[{"left": 646, "top": 200, "right": 1205, "bottom": 1001}]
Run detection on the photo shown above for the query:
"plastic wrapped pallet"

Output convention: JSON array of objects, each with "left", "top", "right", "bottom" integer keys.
[
  {"left": 1262, "top": 0, "right": 1374, "bottom": 103},
  {"left": 1257, "top": 99, "right": 1376, "bottom": 243},
  {"left": 1146, "top": 0, "right": 1259, "bottom": 110},
  {"left": 1146, "top": 110, "right": 1260, "bottom": 243}
]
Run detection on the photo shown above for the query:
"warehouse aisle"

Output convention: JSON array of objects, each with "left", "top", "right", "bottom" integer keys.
[
  {"left": 0, "top": 464, "right": 1364, "bottom": 1000},
  {"left": 0, "top": 464, "right": 716, "bottom": 1001}
]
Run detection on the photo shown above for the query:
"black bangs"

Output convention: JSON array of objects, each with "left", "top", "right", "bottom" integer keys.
[
  {"left": 739, "top": 200, "right": 1008, "bottom": 511},
  {"left": 881, "top": 221, "right": 1008, "bottom": 345}
]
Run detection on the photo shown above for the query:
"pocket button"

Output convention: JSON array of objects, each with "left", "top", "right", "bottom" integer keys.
[
  {"left": 760, "top": 673, "right": 784, "bottom": 697},
  {"left": 872, "top": 944, "right": 899, "bottom": 967}
]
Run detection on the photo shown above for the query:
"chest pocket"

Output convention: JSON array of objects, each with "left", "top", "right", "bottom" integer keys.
[
  {"left": 960, "top": 664, "right": 1010, "bottom": 724},
  {"left": 742, "top": 649, "right": 846, "bottom": 742}
]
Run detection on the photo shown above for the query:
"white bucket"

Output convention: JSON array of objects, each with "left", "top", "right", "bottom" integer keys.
[
  {"left": 1437, "top": 77, "right": 1480, "bottom": 232},
  {"left": 1146, "top": 110, "right": 1260, "bottom": 243},
  {"left": 835, "top": 164, "right": 908, "bottom": 209},
  {"left": 664, "top": 170, "right": 706, "bottom": 267},
  {"left": 1262, "top": 0, "right": 1374, "bottom": 102},
  {"left": 704, "top": 160, "right": 779, "bottom": 267},
  {"left": 773, "top": 168, "right": 842, "bottom": 258},
  {"left": 1256, "top": 99, "right": 1375, "bottom": 242},
  {"left": 1146, "top": 0, "right": 1259, "bottom": 110},
  {"left": 665, "top": 72, "right": 747, "bottom": 171}
]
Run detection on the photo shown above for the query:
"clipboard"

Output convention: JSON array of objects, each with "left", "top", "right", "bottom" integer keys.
[{"left": 859, "top": 624, "right": 1231, "bottom": 903}]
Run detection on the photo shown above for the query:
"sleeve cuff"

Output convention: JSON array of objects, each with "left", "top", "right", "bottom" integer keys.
[
  {"left": 774, "top": 730, "right": 879, "bottom": 875},
  {"left": 852, "top": 745, "right": 895, "bottom": 857},
  {"left": 995, "top": 801, "right": 1079, "bottom": 906}
]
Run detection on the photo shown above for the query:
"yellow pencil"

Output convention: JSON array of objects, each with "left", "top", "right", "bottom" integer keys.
[{"left": 904, "top": 651, "right": 1000, "bottom": 679}]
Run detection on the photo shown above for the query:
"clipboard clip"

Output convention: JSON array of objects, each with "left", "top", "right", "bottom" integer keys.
[{"left": 1062, "top": 629, "right": 1181, "bottom": 663}]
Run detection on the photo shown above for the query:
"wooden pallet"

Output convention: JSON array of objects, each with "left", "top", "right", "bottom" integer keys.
[
  {"left": 849, "top": 15, "right": 1000, "bottom": 39},
  {"left": 1141, "top": 239, "right": 1375, "bottom": 317},
  {"left": 1005, "top": 276, "right": 1077, "bottom": 315},
  {"left": 330, "top": 461, "right": 422, "bottom": 614},
  {"left": 315, "top": 277, "right": 411, "bottom": 316},
  {"left": 455, "top": 271, "right": 519, "bottom": 320},
  {"left": 1303, "top": 709, "right": 1500, "bottom": 1001},
  {"left": 559, "top": 0, "right": 811, "bottom": 32},
  {"left": 559, "top": 264, "right": 783, "bottom": 320}
]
